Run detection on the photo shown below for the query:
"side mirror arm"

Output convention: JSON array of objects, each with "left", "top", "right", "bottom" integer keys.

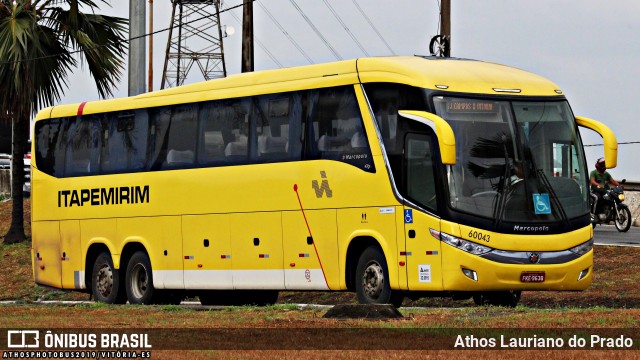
[
  {"left": 398, "top": 110, "right": 456, "bottom": 165},
  {"left": 576, "top": 116, "right": 618, "bottom": 168}
]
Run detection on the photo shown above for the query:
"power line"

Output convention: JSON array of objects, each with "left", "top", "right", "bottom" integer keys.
[
  {"left": 288, "top": 0, "right": 342, "bottom": 60},
  {"left": 227, "top": 9, "right": 284, "bottom": 68},
  {"left": 322, "top": 0, "right": 369, "bottom": 57},
  {"left": 351, "top": 0, "right": 395, "bottom": 55},
  {"left": 257, "top": 1, "right": 314, "bottom": 64},
  {"left": 0, "top": 1, "right": 251, "bottom": 66},
  {"left": 584, "top": 141, "right": 640, "bottom": 147}
]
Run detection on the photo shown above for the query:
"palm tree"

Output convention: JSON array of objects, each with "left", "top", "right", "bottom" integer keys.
[{"left": 0, "top": 0, "right": 127, "bottom": 244}]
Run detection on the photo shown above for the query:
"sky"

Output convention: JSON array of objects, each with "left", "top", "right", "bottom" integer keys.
[{"left": 59, "top": 0, "right": 640, "bottom": 180}]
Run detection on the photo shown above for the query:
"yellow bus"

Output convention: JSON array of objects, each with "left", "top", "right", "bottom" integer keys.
[{"left": 31, "top": 56, "right": 617, "bottom": 306}]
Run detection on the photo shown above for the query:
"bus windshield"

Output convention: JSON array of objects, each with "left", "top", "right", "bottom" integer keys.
[{"left": 433, "top": 97, "right": 589, "bottom": 223}]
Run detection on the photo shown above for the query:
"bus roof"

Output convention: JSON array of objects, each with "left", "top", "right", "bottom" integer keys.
[{"left": 35, "top": 56, "right": 562, "bottom": 121}]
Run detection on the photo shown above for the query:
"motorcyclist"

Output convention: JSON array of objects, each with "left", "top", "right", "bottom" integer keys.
[{"left": 589, "top": 158, "right": 620, "bottom": 213}]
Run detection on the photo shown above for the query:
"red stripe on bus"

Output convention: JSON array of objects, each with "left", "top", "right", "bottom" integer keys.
[{"left": 77, "top": 102, "right": 87, "bottom": 116}]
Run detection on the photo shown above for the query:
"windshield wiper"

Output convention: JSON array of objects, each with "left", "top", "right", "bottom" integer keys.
[{"left": 492, "top": 137, "right": 512, "bottom": 227}]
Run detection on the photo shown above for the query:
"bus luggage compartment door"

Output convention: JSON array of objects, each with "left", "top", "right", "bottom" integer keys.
[
  {"left": 282, "top": 209, "right": 337, "bottom": 290},
  {"left": 182, "top": 214, "right": 233, "bottom": 289},
  {"left": 230, "top": 212, "right": 284, "bottom": 289}
]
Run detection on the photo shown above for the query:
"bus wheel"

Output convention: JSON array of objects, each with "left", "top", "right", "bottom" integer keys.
[
  {"left": 125, "top": 251, "right": 156, "bottom": 305},
  {"left": 473, "top": 291, "right": 521, "bottom": 307},
  {"left": 92, "top": 252, "right": 126, "bottom": 304},
  {"left": 356, "top": 246, "right": 402, "bottom": 306}
]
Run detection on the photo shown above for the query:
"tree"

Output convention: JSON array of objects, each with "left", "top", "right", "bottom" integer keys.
[{"left": 0, "top": 0, "right": 128, "bottom": 244}]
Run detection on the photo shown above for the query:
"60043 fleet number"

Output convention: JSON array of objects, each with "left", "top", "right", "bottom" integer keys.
[{"left": 468, "top": 230, "right": 490, "bottom": 243}]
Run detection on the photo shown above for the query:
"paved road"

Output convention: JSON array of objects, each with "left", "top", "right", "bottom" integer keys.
[{"left": 593, "top": 225, "right": 640, "bottom": 247}]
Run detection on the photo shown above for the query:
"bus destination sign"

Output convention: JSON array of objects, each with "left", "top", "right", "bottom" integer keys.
[{"left": 446, "top": 101, "right": 497, "bottom": 114}]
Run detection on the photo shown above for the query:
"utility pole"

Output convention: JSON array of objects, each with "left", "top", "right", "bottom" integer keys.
[
  {"left": 440, "top": 0, "right": 451, "bottom": 57},
  {"left": 148, "top": 0, "right": 154, "bottom": 92},
  {"left": 429, "top": 0, "right": 451, "bottom": 57},
  {"left": 242, "top": 0, "right": 254, "bottom": 72},
  {"left": 129, "top": 0, "right": 146, "bottom": 96}
]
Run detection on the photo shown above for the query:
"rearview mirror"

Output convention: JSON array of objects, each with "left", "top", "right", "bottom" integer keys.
[{"left": 398, "top": 110, "right": 456, "bottom": 165}]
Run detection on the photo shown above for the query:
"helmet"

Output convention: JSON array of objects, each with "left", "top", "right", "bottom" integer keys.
[{"left": 595, "top": 158, "right": 606, "bottom": 171}]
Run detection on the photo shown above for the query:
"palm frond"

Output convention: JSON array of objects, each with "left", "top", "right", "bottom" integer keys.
[{"left": 44, "top": 6, "right": 127, "bottom": 98}]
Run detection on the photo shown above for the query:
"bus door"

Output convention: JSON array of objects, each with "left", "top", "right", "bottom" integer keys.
[{"left": 402, "top": 132, "right": 444, "bottom": 291}]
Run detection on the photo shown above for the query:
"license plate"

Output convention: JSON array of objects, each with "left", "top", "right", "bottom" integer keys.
[{"left": 521, "top": 271, "right": 545, "bottom": 283}]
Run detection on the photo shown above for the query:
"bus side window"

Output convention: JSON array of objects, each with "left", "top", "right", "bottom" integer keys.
[
  {"left": 199, "top": 98, "right": 251, "bottom": 165},
  {"left": 164, "top": 104, "right": 198, "bottom": 168},
  {"left": 307, "top": 86, "right": 374, "bottom": 172},
  {"left": 148, "top": 107, "right": 170, "bottom": 170},
  {"left": 101, "top": 110, "right": 148, "bottom": 173},
  {"left": 198, "top": 102, "right": 226, "bottom": 164},
  {"left": 405, "top": 134, "right": 438, "bottom": 210},
  {"left": 35, "top": 119, "right": 65, "bottom": 177},
  {"left": 223, "top": 99, "right": 251, "bottom": 164},
  {"left": 64, "top": 117, "right": 101, "bottom": 176},
  {"left": 252, "top": 92, "right": 303, "bottom": 162}
]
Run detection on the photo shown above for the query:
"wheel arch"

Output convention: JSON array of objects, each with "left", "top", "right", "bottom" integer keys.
[
  {"left": 120, "top": 242, "right": 150, "bottom": 278},
  {"left": 345, "top": 236, "right": 383, "bottom": 291},
  {"left": 84, "top": 243, "right": 112, "bottom": 292}
]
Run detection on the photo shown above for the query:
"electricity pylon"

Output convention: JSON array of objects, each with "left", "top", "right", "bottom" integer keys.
[{"left": 161, "top": 0, "right": 227, "bottom": 89}]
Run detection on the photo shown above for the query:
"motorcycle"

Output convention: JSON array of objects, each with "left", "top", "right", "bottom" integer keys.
[{"left": 590, "top": 179, "right": 632, "bottom": 232}]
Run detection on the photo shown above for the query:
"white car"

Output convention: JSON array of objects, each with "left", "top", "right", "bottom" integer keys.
[
  {"left": 23, "top": 155, "right": 31, "bottom": 195},
  {"left": 0, "top": 153, "right": 10, "bottom": 169},
  {"left": 0, "top": 153, "right": 31, "bottom": 195}
]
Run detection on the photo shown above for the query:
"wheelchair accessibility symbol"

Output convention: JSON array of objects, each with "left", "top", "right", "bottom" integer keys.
[
  {"left": 533, "top": 193, "right": 551, "bottom": 215},
  {"left": 404, "top": 209, "right": 413, "bottom": 224}
]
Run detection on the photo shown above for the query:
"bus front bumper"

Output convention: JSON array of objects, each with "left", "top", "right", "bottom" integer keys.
[{"left": 441, "top": 246, "right": 593, "bottom": 291}]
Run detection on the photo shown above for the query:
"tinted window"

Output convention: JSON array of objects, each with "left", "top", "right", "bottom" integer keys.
[
  {"left": 364, "top": 83, "right": 427, "bottom": 154},
  {"left": 64, "top": 117, "right": 101, "bottom": 176},
  {"left": 252, "top": 93, "right": 303, "bottom": 162},
  {"left": 34, "top": 86, "right": 373, "bottom": 177},
  {"left": 100, "top": 110, "right": 148, "bottom": 173},
  {"left": 405, "top": 133, "right": 438, "bottom": 210},
  {"left": 148, "top": 104, "right": 198, "bottom": 169},
  {"left": 308, "top": 87, "right": 374, "bottom": 172},
  {"left": 199, "top": 98, "right": 251, "bottom": 165}
]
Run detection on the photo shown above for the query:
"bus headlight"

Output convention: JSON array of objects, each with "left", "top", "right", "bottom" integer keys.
[
  {"left": 568, "top": 239, "right": 594, "bottom": 256},
  {"left": 441, "top": 232, "right": 493, "bottom": 255}
]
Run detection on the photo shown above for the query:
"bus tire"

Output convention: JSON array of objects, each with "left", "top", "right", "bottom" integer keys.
[
  {"left": 355, "top": 246, "right": 402, "bottom": 306},
  {"left": 91, "top": 252, "right": 126, "bottom": 304},
  {"left": 125, "top": 251, "right": 156, "bottom": 305}
]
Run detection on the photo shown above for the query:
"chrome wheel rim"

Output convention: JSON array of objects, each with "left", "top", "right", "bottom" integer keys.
[
  {"left": 96, "top": 264, "right": 113, "bottom": 298},
  {"left": 362, "top": 261, "right": 384, "bottom": 299},
  {"left": 130, "top": 263, "right": 149, "bottom": 299}
]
